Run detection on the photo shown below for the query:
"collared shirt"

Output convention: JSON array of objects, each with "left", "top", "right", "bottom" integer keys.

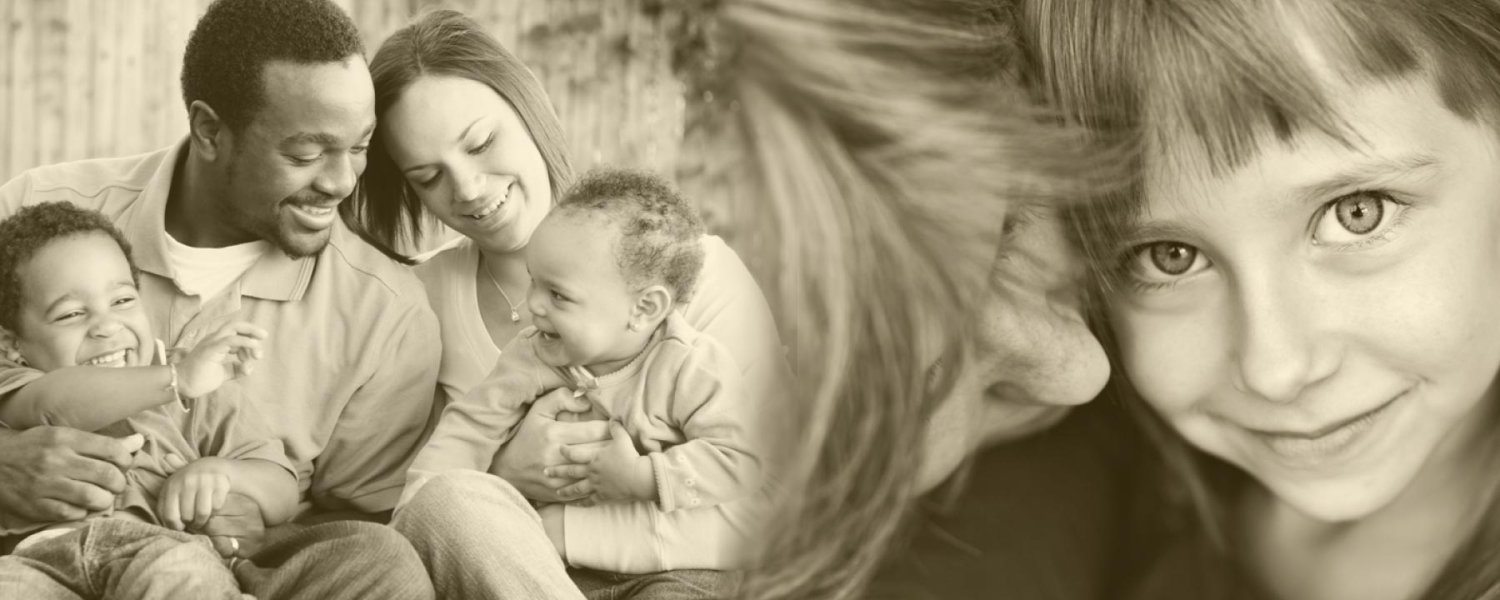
[{"left": 0, "top": 139, "right": 442, "bottom": 519}]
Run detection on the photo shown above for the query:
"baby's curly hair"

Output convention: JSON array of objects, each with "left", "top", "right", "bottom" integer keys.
[
  {"left": 555, "top": 169, "right": 706, "bottom": 304},
  {"left": 181, "top": 0, "right": 364, "bottom": 132},
  {"left": 0, "top": 203, "right": 139, "bottom": 332}
]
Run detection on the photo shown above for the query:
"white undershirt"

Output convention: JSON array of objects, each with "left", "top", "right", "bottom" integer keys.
[{"left": 164, "top": 233, "right": 269, "bottom": 302}]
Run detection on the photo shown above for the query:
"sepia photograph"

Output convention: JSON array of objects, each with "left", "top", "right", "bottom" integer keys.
[{"left": 1, "top": 1, "right": 1497, "bottom": 599}]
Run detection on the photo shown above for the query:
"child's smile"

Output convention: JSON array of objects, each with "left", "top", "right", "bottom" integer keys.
[
  {"left": 1111, "top": 75, "right": 1500, "bottom": 522},
  {"left": 7, "top": 232, "right": 154, "bottom": 372}
]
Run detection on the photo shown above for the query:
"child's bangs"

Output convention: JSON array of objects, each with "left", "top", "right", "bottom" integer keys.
[{"left": 1140, "top": 0, "right": 1431, "bottom": 175}]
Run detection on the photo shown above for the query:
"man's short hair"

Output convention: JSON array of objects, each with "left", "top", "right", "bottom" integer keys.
[
  {"left": 182, "top": 0, "right": 365, "bottom": 132},
  {"left": 0, "top": 202, "right": 140, "bottom": 332},
  {"left": 556, "top": 169, "right": 707, "bottom": 304}
]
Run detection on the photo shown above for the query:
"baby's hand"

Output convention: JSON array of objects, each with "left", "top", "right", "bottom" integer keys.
[
  {"left": 177, "top": 322, "right": 268, "bottom": 399},
  {"left": 158, "top": 457, "right": 233, "bottom": 531},
  {"left": 581, "top": 422, "right": 655, "bottom": 505}
]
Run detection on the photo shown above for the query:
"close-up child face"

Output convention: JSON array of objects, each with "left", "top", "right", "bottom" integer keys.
[
  {"left": 7, "top": 231, "right": 154, "bottom": 371},
  {"left": 1108, "top": 74, "right": 1500, "bottom": 522},
  {"left": 523, "top": 213, "right": 643, "bottom": 369}
]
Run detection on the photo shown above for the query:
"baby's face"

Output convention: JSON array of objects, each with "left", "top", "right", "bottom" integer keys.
[
  {"left": 523, "top": 214, "right": 643, "bottom": 370},
  {"left": 9, "top": 232, "right": 154, "bottom": 371},
  {"left": 1110, "top": 76, "right": 1500, "bottom": 522}
]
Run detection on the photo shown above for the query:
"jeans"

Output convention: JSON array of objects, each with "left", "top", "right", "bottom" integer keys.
[
  {"left": 570, "top": 567, "right": 741, "bottom": 600},
  {"left": 234, "top": 520, "right": 435, "bottom": 600},
  {"left": 0, "top": 519, "right": 247, "bottom": 599},
  {"left": 392, "top": 470, "right": 585, "bottom": 600},
  {"left": 393, "top": 471, "right": 738, "bottom": 600}
]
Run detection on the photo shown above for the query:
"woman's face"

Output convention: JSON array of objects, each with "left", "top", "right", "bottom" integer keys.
[
  {"left": 380, "top": 75, "right": 553, "bottom": 255},
  {"left": 920, "top": 207, "right": 1110, "bottom": 489}
]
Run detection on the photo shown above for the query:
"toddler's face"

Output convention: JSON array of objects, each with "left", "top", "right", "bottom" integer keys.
[
  {"left": 8, "top": 232, "right": 154, "bottom": 371},
  {"left": 1110, "top": 76, "right": 1500, "bottom": 521},
  {"left": 524, "top": 215, "right": 644, "bottom": 370}
]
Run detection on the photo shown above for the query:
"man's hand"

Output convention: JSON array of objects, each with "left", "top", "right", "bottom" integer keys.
[
  {"left": 158, "top": 457, "right": 233, "bottom": 531},
  {"left": 195, "top": 491, "right": 267, "bottom": 559},
  {"left": 0, "top": 428, "right": 139, "bottom": 526},
  {"left": 491, "top": 388, "right": 608, "bottom": 502}
]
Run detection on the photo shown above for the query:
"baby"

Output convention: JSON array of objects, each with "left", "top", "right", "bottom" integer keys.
[
  {"left": 403, "top": 168, "right": 764, "bottom": 574},
  {"left": 0, "top": 202, "right": 295, "bottom": 599}
]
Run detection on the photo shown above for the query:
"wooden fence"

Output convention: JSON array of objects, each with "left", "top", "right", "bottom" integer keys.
[{"left": 0, "top": 0, "right": 685, "bottom": 188}]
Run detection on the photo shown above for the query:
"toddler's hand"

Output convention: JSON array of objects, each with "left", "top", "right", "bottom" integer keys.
[
  {"left": 177, "top": 322, "right": 268, "bottom": 399},
  {"left": 159, "top": 457, "right": 233, "bottom": 531},
  {"left": 580, "top": 422, "right": 655, "bottom": 505}
]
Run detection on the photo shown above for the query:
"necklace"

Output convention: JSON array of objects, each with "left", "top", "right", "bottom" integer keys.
[{"left": 481, "top": 257, "right": 523, "bottom": 323}]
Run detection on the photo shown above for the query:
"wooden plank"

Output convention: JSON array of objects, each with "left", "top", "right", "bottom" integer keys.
[
  {"left": 8, "top": 0, "right": 35, "bottom": 178},
  {"left": 61, "top": 0, "right": 90, "bottom": 162},
  {"left": 0, "top": 0, "right": 13, "bottom": 179},
  {"left": 89, "top": 0, "right": 116, "bottom": 158},
  {"left": 113, "top": 0, "right": 144, "bottom": 157}
]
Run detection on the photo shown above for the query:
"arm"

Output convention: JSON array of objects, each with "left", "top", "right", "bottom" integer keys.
[
  {"left": 1, "top": 322, "right": 265, "bottom": 431},
  {"left": 308, "top": 304, "right": 441, "bottom": 514},
  {"left": 573, "top": 340, "right": 763, "bottom": 511},
  {"left": 646, "top": 345, "right": 763, "bottom": 512},
  {"left": 158, "top": 456, "right": 298, "bottom": 531},
  {"left": 400, "top": 334, "right": 560, "bottom": 508},
  {"left": 3, "top": 366, "right": 179, "bottom": 431}
]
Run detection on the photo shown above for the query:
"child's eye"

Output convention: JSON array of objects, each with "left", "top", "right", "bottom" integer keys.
[
  {"left": 1126, "top": 241, "right": 1212, "bottom": 289},
  {"left": 112, "top": 296, "right": 137, "bottom": 308},
  {"left": 468, "top": 134, "right": 495, "bottom": 156},
  {"left": 1312, "top": 190, "right": 1406, "bottom": 247},
  {"left": 289, "top": 154, "right": 321, "bottom": 166},
  {"left": 53, "top": 310, "right": 85, "bottom": 323},
  {"left": 551, "top": 290, "right": 568, "bottom": 303}
]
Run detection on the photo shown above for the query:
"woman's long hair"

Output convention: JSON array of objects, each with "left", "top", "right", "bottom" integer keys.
[
  {"left": 342, "top": 9, "right": 575, "bottom": 260},
  {"left": 705, "top": 1, "right": 1124, "bottom": 597}
]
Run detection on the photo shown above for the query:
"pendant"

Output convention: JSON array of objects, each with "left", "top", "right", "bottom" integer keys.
[{"left": 510, "top": 309, "right": 521, "bottom": 323}]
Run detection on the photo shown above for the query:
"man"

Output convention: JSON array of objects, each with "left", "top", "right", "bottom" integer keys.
[{"left": 0, "top": 0, "right": 439, "bottom": 597}]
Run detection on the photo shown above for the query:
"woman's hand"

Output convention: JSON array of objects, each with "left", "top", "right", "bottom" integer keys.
[
  {"left": 574, "top": 422, "right": 655, "bottom": 505},
  {"left": 490, "top": 388, "right": 609, "bottom": 503}
]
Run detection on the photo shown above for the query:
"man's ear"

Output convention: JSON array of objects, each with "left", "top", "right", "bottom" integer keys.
[
  {"left": 0, "top": 328, "right": 25, "bottom": 366},
  {"left": 629, "top": 285, "right": 673, "bottom": 331},
  {"left": 188, "top": 100, "right": 230, "bottom": 162}
]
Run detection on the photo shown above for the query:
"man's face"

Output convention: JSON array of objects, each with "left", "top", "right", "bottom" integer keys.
[{"left": 218, "top": 56, "right": 375, "bottom": 257}]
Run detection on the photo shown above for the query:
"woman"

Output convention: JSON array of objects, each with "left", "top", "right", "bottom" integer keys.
[
  {"left": 346, "top": 9, "right": 787, "bottom": 599},
  {"left": 696, "top": 0, "right": 1139, "bottom": 598}
]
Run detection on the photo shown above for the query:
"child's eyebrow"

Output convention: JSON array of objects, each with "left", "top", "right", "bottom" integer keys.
[{"left": 1291, "top": 153, "right": 1439, "bottom": 205}]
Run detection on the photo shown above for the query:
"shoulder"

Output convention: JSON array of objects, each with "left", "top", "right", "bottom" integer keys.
[
  {"left": 698, "top": 234, "right": 746, "bottom": 277},
  {"left": 653, "top": 314, "right": 740, "bottom": 376},
  {"left": 320, "top": 223, "right": 434, "bottom": 318},
  {"left": 413, "top": 238, "right": 475, "bottom": 291},
  {"left": 2, "top": 146, "right": 172, "bottom": 201}
]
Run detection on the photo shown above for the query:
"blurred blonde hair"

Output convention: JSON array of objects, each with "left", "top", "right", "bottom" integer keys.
[{"left": 693, "top": 0, "right": 1123, "bottom": 597}]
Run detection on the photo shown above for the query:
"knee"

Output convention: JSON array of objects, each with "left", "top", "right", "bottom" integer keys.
[
  {"left": 397, "top": 472, "right": 530, "bottom": 526},
  {"left": 393, "top": 471, "right": 537, "bottom": 545},
  {"left": 300, "top": 522, "right": 433, "bottom": 600}
]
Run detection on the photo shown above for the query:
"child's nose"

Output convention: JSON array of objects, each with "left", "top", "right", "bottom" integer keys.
[
  {"left": 88, "top": 316, "right": 126, "bottom": 339},
  {"left": 526, "top": 285, "right": 547, "bottom": 317}
]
